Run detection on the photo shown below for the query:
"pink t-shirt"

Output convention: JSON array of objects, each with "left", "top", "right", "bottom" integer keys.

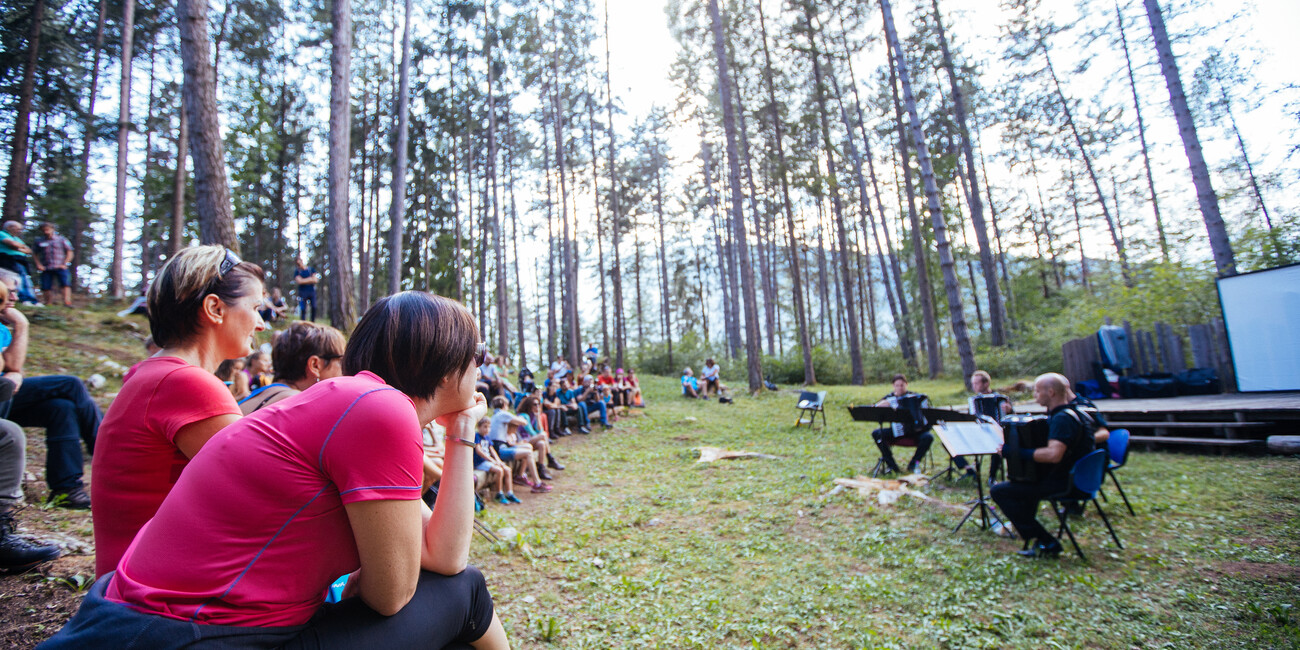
[
  {"left": 91, "top": 356, "right": 241, "bottom": 577},
  {"left": 107, "top": 372, "right": 424, "bottom": 627}
]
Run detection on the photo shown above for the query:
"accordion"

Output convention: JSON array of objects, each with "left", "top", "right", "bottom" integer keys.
[
  {"left": 1002, "top": 415, "right": 1051, "bottom": 483},
  {"left": 895, "top": 393, "right": 931, "bottom": 436}
]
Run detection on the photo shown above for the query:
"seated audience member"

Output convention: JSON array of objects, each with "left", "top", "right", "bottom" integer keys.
[
  {"left": 0, "top": 276, "right": 102, "bottom": 510},
  {"left": 518, "top": 366, "right": 536, "bottom": 394},
  {"left": 952, "top": 370, "right": 1015, "bottom": 478},
  {"left": 214, "top": 358, "right": 250, "bottom": 401},
  {"left": 420, "top": 422, "right": 446, "bottom": 507},
  {"left": 245, "top": 350, "right": 274, "bottom": 390},
  {"left": 474, "top": 417, "right": 518, "bottom": 505},
  {"left": 871, "top": 374, "right": 933, "bottom": 474},
  {"left": 541, "top": 383, "right": 570, "bottom": 437},
  {"left": 577, "top": 375, "right": 611, "bottom": 429},
  {"left": 116, "top": 290, "right": 149, "bottom": 318},
  {"left": 990, "top": 373, "right": 1099, "bottom": 559},
  {"left": 487, "top": 395, "right": 552, "bottom": 492},
  {"left": 0, "top": 226, "right": 38, "bottom": 306},
  {"left": 89, "top": 245, "right": 266, "bottom": 577},
  {"left": 557, "top": 377, "right": 592, "bottom": 434},
  {"left": 239, "top": 321, "right": 346, "bottom": 415},
  {"left": 45, "top": 291, "right": 509, "bottom": 648},
  {"left": 518, "top": 396, "right": 564, "bottom": 471},
  {"left": 625, "top": 369, "right": 645, "bottom": 407},
  {"left": 259, "top": 286, "right": 288, "bottom": 323},
  {"left": 681, "top": 367, "right": 701, "bottom": 399},
  {"left": 700, "top": 358, "right": 721, "bottom": 398}
]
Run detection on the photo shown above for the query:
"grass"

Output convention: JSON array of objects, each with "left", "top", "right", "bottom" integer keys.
[
  {"left": 7, "top": 302, "right": 1300, "bottom": 648},
  {"left": 474, "top": 375, "right": 1300, "bottom": 649}
]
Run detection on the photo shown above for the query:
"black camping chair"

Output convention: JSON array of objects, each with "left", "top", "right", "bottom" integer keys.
[
  {"left": 794, "top": 391, "right": 828, "bottom": 428},
  {"left": 1046, "top": 449, "right": 1123, "bottom": 560}
]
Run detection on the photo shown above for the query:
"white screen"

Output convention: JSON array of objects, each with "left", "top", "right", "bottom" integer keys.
[{"left": 1218, "top": 265, "right": 1300, "bottom": 392}]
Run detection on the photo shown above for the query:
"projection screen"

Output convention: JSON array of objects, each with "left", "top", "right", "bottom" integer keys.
[{"left": 1217, "top": 263, "right": 1300, "bottom": 392}]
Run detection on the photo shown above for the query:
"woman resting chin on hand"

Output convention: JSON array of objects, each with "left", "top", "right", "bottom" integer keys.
[{"left": 43, "top": 292, "right": 510, "bottom": 650}]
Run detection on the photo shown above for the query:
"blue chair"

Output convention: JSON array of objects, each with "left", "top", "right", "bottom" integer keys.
[
  {"left": 1101, "top": 428, "right": 1135, "bottom": 516},
  {"left": 794, "top": 391, "right": 828, "bottom": 428},
  {"left": 1047, "top": 449, "right": 1123, "bottom": 560}
]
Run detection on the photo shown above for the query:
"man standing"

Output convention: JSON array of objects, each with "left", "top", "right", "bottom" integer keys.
[
  {"left": 33, "top": 223, "right": 74, "bottom": 307},
  {"left": 293, "top": 257, "right": 318, "bottom": 321},
  {"left": 0, "top": 223, "right": 38, "bottom": 305},
  {"left": 990, "top": 373, "right": 1098, "bottom": 558}
]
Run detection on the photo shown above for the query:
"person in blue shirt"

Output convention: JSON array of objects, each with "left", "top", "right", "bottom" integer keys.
[
  {"left": 487, "top": 396, "right": 552, "bottom": 492},
  {"left": 292, "top": 256, "right": 318, "bottom": 321},
  {"left": 681, "top": 367, "right": 701, "bottom": 399},
  {"left": 556, "top": 377, "right": 592, "bottom": 434},
  {"left": 575, "top": 376, "right": 611, "bottom": 429},
  {"left": 472, "top": 417, "right": 518, "bottom": 505}
]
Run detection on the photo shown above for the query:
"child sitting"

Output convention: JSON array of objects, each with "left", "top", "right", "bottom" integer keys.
[
  {"left": 681, "top": 367, "right": 701, "bottom": 399},
  {"left": 473, "top": 417, "right": 519, "bottom": 505}
]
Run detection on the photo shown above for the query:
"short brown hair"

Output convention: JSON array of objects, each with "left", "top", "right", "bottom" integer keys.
[
  {"left": 490, "top": 395, "right": 509, "bottom": 409},
  {"left": 342, "top": 291, "right": 479, "bottom": 400},
  {"left": 273, "top": 321, "right": 346, "bottom": 383},
  {"left": 148, "top": 245, "right": 265, "bottom": 348},
  {"left": 517, "top": 396, "right": 539, "bottom": 414},
  {"left": 971, "top": 370, "right": 991, "bottom": 383},
  {"left": 892, "top": 374, "right": 908, "bottom": 384}
]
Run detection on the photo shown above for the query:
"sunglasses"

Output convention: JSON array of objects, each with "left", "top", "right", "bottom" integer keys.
[
  {"left": 474, "top": 343, "right": 489, "bottom": 367},
  {"left": 218, "top": 248, "right": 242, "bottom": 277}
]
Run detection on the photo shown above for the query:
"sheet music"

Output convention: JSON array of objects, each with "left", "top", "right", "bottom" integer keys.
[{"left": 933, "top": 421, "right": 1004, "bottom": 457}]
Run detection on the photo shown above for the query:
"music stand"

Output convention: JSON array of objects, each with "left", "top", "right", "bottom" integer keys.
[
  {"left": 932, "top": 421, "right": 1005, "bottom": 533},
  {"left": 848, "top": 405, "right": 921, "bottom": 477},
  {"left": 923, "top": 409, "right": 978, "bottom": 481}
]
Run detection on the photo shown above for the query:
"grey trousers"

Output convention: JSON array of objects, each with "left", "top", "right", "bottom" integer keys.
[{"left": 0, "top": 419, "right": 25, "bottom": 507}]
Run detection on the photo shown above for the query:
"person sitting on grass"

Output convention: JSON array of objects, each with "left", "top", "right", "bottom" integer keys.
[
  {"left": 518, "top": 396, "right": 564, "bottom": 471},
  {"left": 541, "top": 382, "right": 570, "bottom": 438},
  {"left": 871, "top": 374, "right": 933, "bottom": 475},
  {"left": 215, "top": 358, "right": 251, "bottom": 401},
  {"left": 46, "top": 291, "right": 510, "bottom": 648},
  {"left": 474, "top": 417, "right": 518, "bottom": 505},
  {"left": 488, "top": 395, "right": 553, "bottom": 492},
  {"left": 245, "top": 349, "right": 274, "bottom": 390},
  {"left": 558, "top": 376, "right": 592, "bottom": 434},
  {"left": 700, "top": 358, "right": 721, "bottom": 398},
  {"left": 626, "top": 368, "right": 645, "bottom": 407},
  {"left": 259, "top": 286, "right": 288, "bottom": 324},
  {"left": 239, "top": 321, "right": 346, "bottom": 415},
  {"left": 681, "top": 367, "right": 701, "bottom": 399},
  {"left": 577, "top": 375, "right": 612, "bottom": 428}
]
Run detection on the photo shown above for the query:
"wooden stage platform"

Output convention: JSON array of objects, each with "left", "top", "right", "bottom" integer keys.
[{"left": 945, "top": 392, "right": 1300, "bottom": 451}]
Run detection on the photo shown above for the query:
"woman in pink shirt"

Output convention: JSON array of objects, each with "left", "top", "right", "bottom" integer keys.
[
  {"left": 91, "top": 245, "right": 266, "bottom": 577},
  {"left": 45, "top": 292, "right": 508, "bottom": 649}
]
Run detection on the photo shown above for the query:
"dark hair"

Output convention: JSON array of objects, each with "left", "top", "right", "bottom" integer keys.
[
  {"left": 273, "top": 321, "right": 346, "bottom": 383},
  {"left": 892, "top": 374, "right": 908, "bottom": 384},
  {"left": 343, "top": 292, "right": 478, "bottom": 400},
  {"left": 517, "top": 396, "right": 539, "bottom": 414},
  {"left": 215, "top": 358, "right": 241, "bottom": 382},
  {"left": 490, "top": 395, "right": 509, "bottom": 409},
  {"left": 148, "top": 246, "right": 265, "bottom": 348}
]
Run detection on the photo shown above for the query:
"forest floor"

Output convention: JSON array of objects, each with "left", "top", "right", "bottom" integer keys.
[{"left": 0, "top": 303, "right": 1297, "bottom": 648}]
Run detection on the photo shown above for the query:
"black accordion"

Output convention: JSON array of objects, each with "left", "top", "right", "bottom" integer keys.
[{"left": 1002, "top": 415, "right": 1051, "bottom": 483}]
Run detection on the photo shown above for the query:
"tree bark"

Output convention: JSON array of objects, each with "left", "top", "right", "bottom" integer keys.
[
  {"left": 603, "top": 0, "right": 625, "bottom": 370},
  {"left": 881, "top": 0, "right": 976, "bottom": 385},
  {"left": 109, "top": 0, "right": 134, "bottom": 298},
  {"left": 388, "top": 0, "right": 413, "bottom": 294},
  {"left": 585, "top": 76, "right": 608, "bottom": 360},
  {"left": 326, "top": 0, "right": 356, "bottom": 329},
  {"left": 757, "top": 0, "right": 813, "bottom": 384},
  {"left": 551, "top": 35, "right": 580, "bottom": 368},
  {"left": 1115, "top": 0, "right": 1168, "bottom": 262},
  {"left": 2, "top": 0, "right": 45, "bottom": 224},
  {"left": 487, "top": 5, "right": 507, "bottom": 359},
  {"left": 652, "top": 119, "right": 673, "bottom": 370},
  {"left": 177, "top": 0, "right": 238, "bottom": 254},
  {"left": 170, "top": 78, "right": 189, "bottom": 259},
  {"left": 75, "top": 0, "right": 108, "bottom": 286}
]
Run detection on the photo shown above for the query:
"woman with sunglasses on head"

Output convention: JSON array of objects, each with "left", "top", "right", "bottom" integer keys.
[
  {"left": 44, "top": 292, "right": 509, "bottom": 649},
  {"left": 90, "top": 246, "right": 266, "bottom": 578},
  {"left": 239, "top": 321, "right": 346, "bottom": 415}
]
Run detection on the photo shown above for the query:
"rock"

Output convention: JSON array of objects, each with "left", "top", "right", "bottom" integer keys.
[
  {"left": 522, "top": 595, "right": 536, "bottom": 604},
  {"left": 1267, "top": 435, "right": 1300, "bottom": 455}
]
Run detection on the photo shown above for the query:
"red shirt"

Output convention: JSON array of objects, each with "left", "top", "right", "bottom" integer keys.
[
  {"left": 597, "top": 375, "right": 615, "bottom": 386},
  {"left": 91, "top": 357, "right": 241, "bottom": 577},
  {"left": 107, "top": 372, "right": 423, "bottom": 627}
]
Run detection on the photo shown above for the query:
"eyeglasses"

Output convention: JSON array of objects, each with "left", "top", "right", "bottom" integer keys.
[
  {"left": 474, "top": 343, "right": 489, "bottom": 367},
  {"left": 218, "top": 248, "right": 242, "bottom": 277}
]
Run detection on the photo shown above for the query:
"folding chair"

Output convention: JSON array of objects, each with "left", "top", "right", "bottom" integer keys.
[
  {"left": 869, "top": 393, "right": 933, "bottom": 477},
  {"left": 1047, "top": 449, "right": 1123, "bottom": 560},
  {"left": 869, "top": 435, "right": 935, "bottom": 477},
  {"left": 794, "top": 391, "right": 828, "bottom": 428},
  {"left": 1101, "top": 428, "right": 1135, "bottom": 516}
]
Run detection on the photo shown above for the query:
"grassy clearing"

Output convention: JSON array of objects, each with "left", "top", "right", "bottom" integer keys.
[
  {"left": 476, "top": 375, "right": 1300, "bottom": 649},
  {"left": 3, "top": 303, "right": 1298, "bottom": 648}
]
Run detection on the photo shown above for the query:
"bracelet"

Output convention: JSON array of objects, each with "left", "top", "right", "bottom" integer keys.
[{"left": 446, "top": 436, "right": 477, "bottom": 448}]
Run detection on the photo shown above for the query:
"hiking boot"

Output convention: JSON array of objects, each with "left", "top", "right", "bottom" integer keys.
[
  {"left": 579, "top": 426, "right": 592, "bottom": 434},
  {"left": 538, "top": 469, "right": 554, "bottom": 481},
  {"left": 1017, "top": 539, "right": 1063, "bottom": 559},
  {"left": 547, "top": 456, "right": 565, "bottom": 471},
  {"left": 47, "top": 487, "right": 91, "bottom": 510},
  {"left": 0, "top": 513, "right": 60, "bottom": 574}
]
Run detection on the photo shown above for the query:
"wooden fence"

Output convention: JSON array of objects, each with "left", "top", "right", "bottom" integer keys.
[{"left": 1061, "top": 319, "right": 1236, "bottom": 391}]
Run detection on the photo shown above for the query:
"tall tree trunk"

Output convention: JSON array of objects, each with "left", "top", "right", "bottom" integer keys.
[
  {"left": 1220, "top": 98, "right": 1277, "bottom": 247},
  {"left": 585, "top": 77, "right": 608, "bottom": 359},
  {"left": 1070, "top": 167, "right": 1091, "bottom": 291},
  {"left": 326, "top": 0, "right": 356, "bottom": 329},
  {"left": 487, "top": 6, "right": 507, "bottom": 359},
  {"left": 270, "top": 84, "right": 290, "bottom": 287},
  {"left": 109, "top": 0, "right": 135, "bottom": 298},
  {"left": 701, "top": 137, "right": 735, "bottom": 356},
  {"left": 177, "top": 0, "right": 238, "bottom": 253},
  {"left": 551, "top": 39, "right": 580, "bottom": 368},
  {"left": 602, "top": 0, "right": 625, "bottom": 370},
  {"left": 138, "top": 49, "right": 158, "bottom": 287},
  {"left": 975, "top": 125, "right": 1015, "bottom": 330},
  {"left": 726, "top": 26, "right": 769, "bottom": 359},
  {"left": 653, "top": 123, "right": 673, "bottom": 370},
  {"left": 806, "top": 11, "right": 863, "bottom": 384},
  {"left": 931, "top": 0, "right": 1006, "bottom": 345},
  {"left": 75, "top": 0, "right": 108, "bottom": 286},
  {"left": 2, "top": 0, "right": 45, "bottom": 224},
  {"left": 758, "top": 0, "right": 813, "bottom": 384},
  {"left": 543, "top": 109, "right": 557, "bottom": 362},
  {"left": 708, "top": 0, "right": 762, "bottom": 392},
  {"left": 508, "top": 143, "right": 525, "bottom": 365},
  {"left": 814, "top": 199, "right": 831, "bottom": 343},
  {"left": 889, "top": 44, "right": 941, "bottom": 377},
  {"left": 881, "top": 0, "right": 976, "bottom": 385},
  {"left": 170, "top": 80, "right": 189, "bottom": 259},
  {"left": 357, "top": 90, "right": 371, "bottom": 311},
  {"left": 1115, "top": 0, "right": 1168, "bottom": 262},
  {"left": 388, "top": 0, "right": 413, "bottom": 294}
]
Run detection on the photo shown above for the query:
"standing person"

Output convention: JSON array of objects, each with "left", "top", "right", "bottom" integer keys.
[
  {"left": 700, "top": 358, "right": 721, "bottom": 399},
  {"left": 32, "top": 223, "right": 74, "bottom": 307},
  {"left": 871, "top": 374, "right": 933, "bottom": 474},
  {"left": 0, "top": 223, "right": 38, "bottom": 305},
  {"left": 293, "top": 256, "right": 318, "bottom": 322},
  {"left": 991, "top": 373, "right": 1099, "bottom": 558},
  {"left": 90, "top": 246, "right": 266, "bottom": 576},
  {"left": 44, "top": 292, "right": 509, "bottom": 648}
]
